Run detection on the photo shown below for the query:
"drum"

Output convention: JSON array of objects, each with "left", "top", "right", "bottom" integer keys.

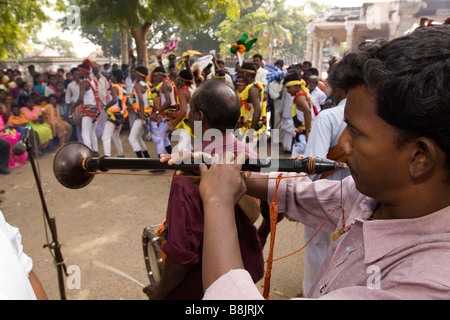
[{"left": 142, "top": 225, "right": 164, "bottom": 284}]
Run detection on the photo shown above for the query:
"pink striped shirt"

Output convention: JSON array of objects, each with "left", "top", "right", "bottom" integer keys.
[{"left": 204, "top": 174, "right": 450, "bottom": 300}]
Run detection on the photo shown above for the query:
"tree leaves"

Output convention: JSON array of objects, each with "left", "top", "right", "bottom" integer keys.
[{"left": 0, "top": 0, "right": 59, "bottom": 60}]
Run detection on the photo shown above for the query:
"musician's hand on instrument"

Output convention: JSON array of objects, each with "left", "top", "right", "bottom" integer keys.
[
  {"left": 199, "top": 152, "right": 250, "bottom": 206},
  {"left": 159, "top": 151, "right": 192, "bottom": 165},
  {"left": 160, "top": 151, "right": 213, "bottom": 166}
]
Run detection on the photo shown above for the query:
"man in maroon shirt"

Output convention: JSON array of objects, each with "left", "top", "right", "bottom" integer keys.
[{"left": 143, "top": 79, "right": 264, "bottom": 300}]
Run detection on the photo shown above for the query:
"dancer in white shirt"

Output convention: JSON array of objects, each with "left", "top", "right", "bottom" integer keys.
[
  {"left": 73, "top": 61, "right": 101, "bottom": 155},
  {"left": 129, "top": 66, "right": 152, "bottom": 158}
]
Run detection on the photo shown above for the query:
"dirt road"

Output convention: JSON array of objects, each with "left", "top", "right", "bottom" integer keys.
[{"left": 0, "top": 131, "right": 305, "bottom": 300}]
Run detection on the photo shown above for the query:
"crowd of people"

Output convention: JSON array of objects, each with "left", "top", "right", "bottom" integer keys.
[
  {"left": 2, "top": 22, "right": 449, "bottom": 301},
  {"left": 0, "top": 48, "right": 331, "bottom": 176}
]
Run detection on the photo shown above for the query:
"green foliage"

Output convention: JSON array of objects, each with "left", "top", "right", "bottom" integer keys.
[
  {"left": 66, "top": 0, "right": 241, "bottom": 63},
  {"left": 73, "top": 0, "right": 239, "bottom": 31},
  {"left": 217, "top": 0, "right": 314, "bottom": 60},
  {"left": 0, "top": 0, "right": 60, "bottom": 60},
  {"left": 45, "top": 36, "right": 77, "bottom": 57}
]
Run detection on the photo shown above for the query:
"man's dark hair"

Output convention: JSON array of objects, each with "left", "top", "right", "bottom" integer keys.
[
  {"left": 33, "top": 73, "right": 41, "bottom": 85},
  {"left": 283, "top": 72, "right": 301, "bottom": 85},
  {"left": 214, "top": 70, "right": 226, "bottom": 78},
  {"left": 337, "top": 25, "right": 450, "bottom": 167},
  {"left": 112, "top": 70, "right": 124, "bottom": 83},
  {"left": 191, "top": 79, "right": 240, "bottom": 132},
  {"left": 48, "top": 94, "right": 58, "bottom": 102},
  {"left": 309, "top": 67, "right": 319, "bottom": 76},
  {"left": 275, "top": 60, "right": 284, "bottom": 68},
  {"left": 253, "top": 54, "right": 263, "bottom": 60},
  {"left": 302, "top": 61, "right": 312, "bottom": 67},
  {"left": 78, "top": 63, "right": 91, "bottom": 73},
  {"left": 241, "top": 62, "right": 256, "bottom": 78},
  {"left": 153, "top": 67, "right": 166, "bottom": 75},
  {"left": 327, "top": 61, "right": 349, "bottom": 94},
  {"left": 179, "top": 70, "right": 193, "bottom": 81},
  {"left": 136, "top": 66, "right": 148, "bottom": 76}
]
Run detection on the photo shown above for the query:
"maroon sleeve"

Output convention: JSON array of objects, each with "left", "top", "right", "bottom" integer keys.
[{"left": 161, "top": 176, "right": 204, "bottom": 266}]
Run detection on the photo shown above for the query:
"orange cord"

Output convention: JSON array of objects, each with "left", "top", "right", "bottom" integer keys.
[
  {"left": 262, "top": 173, "right": 284, "bottom": 300},
  {"left": 261, "top": 173, "right": 345, "bottom": 300}
]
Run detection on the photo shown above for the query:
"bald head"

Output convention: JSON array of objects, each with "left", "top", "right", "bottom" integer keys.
[{"left": 189, "top": 79, "right": 240, "bottom": 132}]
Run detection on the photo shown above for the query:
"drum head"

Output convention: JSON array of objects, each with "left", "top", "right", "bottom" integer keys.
[{"left": 142, "top": 226, "right": 163, "bottom": 284}]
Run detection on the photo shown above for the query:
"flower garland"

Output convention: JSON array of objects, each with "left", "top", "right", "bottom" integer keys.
[{"left": 238, "top": 81, "right": 267, "bottom": 137}]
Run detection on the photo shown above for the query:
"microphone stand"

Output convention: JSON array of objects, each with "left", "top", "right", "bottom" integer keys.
[{"left": 25, "top": 138, "right": 67, "bottom": 300}]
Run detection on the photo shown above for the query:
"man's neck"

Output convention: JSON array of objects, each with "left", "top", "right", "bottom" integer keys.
[{"left": 373, "top": 186, "right": 450, "bottom": 220}]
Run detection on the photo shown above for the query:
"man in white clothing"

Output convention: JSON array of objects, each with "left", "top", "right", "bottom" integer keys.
[
  {"left": 73, "top": 62, "right": 100, "bottom": 155},
  {"left": 93, "top": 63, "right": 110, "bottom": 139},
  {"left": 302, "top": 61, "right": 351, "bottom": 296},
  {"left": 65, "top": 68, "right": 83, "bottom": 143},
  {"left": 308, "top": 75, "right": 327, "bottom": 113},
  {"left": 253, "top": 54, "right": 268, "bottom": 88},
  {"left": 0, "top": 210, "right": 47, "bottom": 299},
  {"left": 268, "top": 76, "right": 285, "bottom": 142}
]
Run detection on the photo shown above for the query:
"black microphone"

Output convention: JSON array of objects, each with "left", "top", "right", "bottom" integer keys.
[{"left": 12, "top": 125, "right": 32, "bottom": 156}]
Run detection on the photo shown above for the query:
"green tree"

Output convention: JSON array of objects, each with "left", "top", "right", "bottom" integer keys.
[
  {"left": 0, "top": 0, "right": 64, "bottom": 60},
  {"left": 146, "top": 11, "right": 229, "bottom": 58},
  {"left": 217, "top": 0, "right": 321, "bottom": 62},
  {"left": 217, "top": 0, "right": 299, "bottom": 61},
  {"left": 72, "top": 0, "right": 241, "bottom": 67},
  {"left": 45, "top": 36, "right": 77, "bottom": 57},
  {"left": 254, "top": 0, "right": 293, "bottom": 64},
  {"left": 271, "top": 6, "right": 311, "bottom": 59}
]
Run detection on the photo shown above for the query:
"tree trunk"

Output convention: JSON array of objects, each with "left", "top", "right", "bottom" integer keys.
[
  {"left": 269, "top": 43, "right": 274, "bottom": 66},
  {"left": 120, "top": 28, "right": 129, "bottom": 65},
  {"left": 131, "top": 22, "right": 152, "bottom": 68}
]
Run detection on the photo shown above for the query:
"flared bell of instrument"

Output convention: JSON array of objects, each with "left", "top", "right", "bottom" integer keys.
[{"left": 53, "top": 142, "right": 95, "bottom": 189}]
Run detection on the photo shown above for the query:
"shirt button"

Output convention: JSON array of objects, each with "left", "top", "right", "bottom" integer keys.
[{"left": 345, "top": 246, "right": 351, "bottom": 253}]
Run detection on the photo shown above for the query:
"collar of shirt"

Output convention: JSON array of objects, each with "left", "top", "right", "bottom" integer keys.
[
  {"left": 361, "top": 201, "right": 450, "bottom": 264},
  {"left": 193, "top": 133, "right": 259, "bottom": 159}
]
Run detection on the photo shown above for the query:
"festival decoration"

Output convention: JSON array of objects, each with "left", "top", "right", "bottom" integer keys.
[
  {"left": 177, "top": 50, "right": 203, "bottom": 70},
  {"left": 230, "top": 34, "right": 257, "bottom": 66},
  {"left": 160, "top": 39, "right": 179, "bottom": 55}
]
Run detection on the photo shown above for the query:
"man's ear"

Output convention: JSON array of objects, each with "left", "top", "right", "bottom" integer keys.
[
  {"left": 198, "top": 110, "right": 205, "bottom": 122},
  {"left": 409, "top": 137, "right": 437, "bottom": 179}
]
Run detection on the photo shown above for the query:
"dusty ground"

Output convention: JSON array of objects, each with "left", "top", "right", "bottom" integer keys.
[{"left": 0, "top": 129, "right": 306, "bottom": 300}]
